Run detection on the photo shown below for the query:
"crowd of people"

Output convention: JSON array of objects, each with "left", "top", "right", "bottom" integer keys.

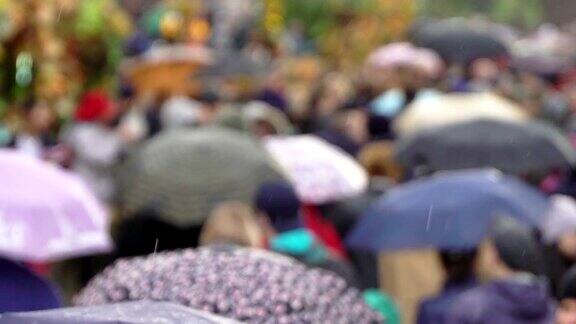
[{"left": 6, "top": 13, "right": 576, "bottom": 324}]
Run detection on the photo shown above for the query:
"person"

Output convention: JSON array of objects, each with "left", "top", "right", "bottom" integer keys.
[
  {"left": 270, "top": 228, "right": 361, "bottom": 289},
  {"left": 6, "top": 99, "right": 58, "bottom": 159},
  {"left": 200, "top": 201, "right": 270, "bottom": 248},
  {"left": 115, "top": 84, "right": 149, "bottom": 142},
  {"left": 160, "top": 95, "right": 200, "bottom": 130},
  {"left": 254, "top": 181, "right": 303, "bottom": 233},
  {"left": 0, "top": 257, "right": 62, "bottom": 313},
  {"left": 446, "top": 216, "right": 555, "bottom": 324},
  {"left": 358, "top": 140, "right": 405, "bottom": 184},
  {"left": 315, "top": 101, "right": 369, "bottom": 157},
  {"left": 63, "top": 90, "right": 133, "bottom": 202},
  {"left": 542, "top": 195, "right": 576, "bottom": 298},
  {"left": 557, "top": 265, "right": 576, "bottom": 324},
  {"left": 196, "top": 91, "right": 222, "bottom": 126},
  {"left": 114, "top": 208, "right": 204, "bottom": 259},
  {"left": 417, "top": 249, "right": 479, "bottom": 324},
  {"left": 254, "top": 181, "right": 347, "bottom": 258},
  {"left": 302, "top": 73, "right": 355, "bottom": 133},
  {"left": 242, "top": 101, "right": 294, "bottom": 137}
]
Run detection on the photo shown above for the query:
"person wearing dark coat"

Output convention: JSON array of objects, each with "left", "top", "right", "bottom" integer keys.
[
  {"left": 541, "top": 195, "right": 576, "bottom": 299},
  {"left": 417, "top": 250, "right": 479, "bottom": 324},
  {"left": 446, "top": 217, "right": 555, "bottom": 324},
  {"left": 0, "top": 257, "right": 62, "bottom": 313},
  {"left": 6, "top": 99, "right": 59, "bottom": 159},
  {"left": 114, "top": 209, "right": 203, "bottom": 259},
  {"left": 254, "top": 181, "right": 303, "bottom": 233},
  {"left": 557, "top": 265, "right": 576, "bottom": 324}
]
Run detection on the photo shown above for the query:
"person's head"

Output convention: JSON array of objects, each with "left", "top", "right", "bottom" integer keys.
[
  {"left": 117, "top": 83, "right": 135, "bottom": 112},
  {"left": 542, "top": 195, "right": 576, "bottom": 261},
  {"left": 470, "top": 58, "right": 500, "bottom": 82},
  {"left": 440, "top": 249, "right": 478, "bottom": 283},
  {"left": 358, "top": 141, "right": 404, "bottom": 183},
  {"left": 254, "top": 181, "right": 301, "bottom": 233},
  {"left": 477, "top": 216, "right": 544, "bottom": 281},
  {"left": 328, "top": 103, "right": 369, "bottom": 145},
  {"left": 200, "top": 202, "right": 267, "bottom": 248},
  {"left": 196, "top": 91, "right": 221, "bottom": 125},
  {"left": 22, "top": 100, "right": 56, "bottom": 134},
  {"left": 558, "top": 266, "right": 576, "bottom": 324}
]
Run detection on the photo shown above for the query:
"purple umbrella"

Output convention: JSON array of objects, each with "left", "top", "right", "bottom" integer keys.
[
  {"left": 75, "top": 246, "right": 383, "bottom": 323},
  {"left": 0, "top": 150, "right": 112, "bottom": 262}
]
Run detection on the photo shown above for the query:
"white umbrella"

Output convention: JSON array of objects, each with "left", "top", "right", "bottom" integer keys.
[
  {"left": 264, "top": 135, "right": 368, "bottom": 204},
  {"left": 394, "top": 92, "right": 529, "bottom": 137}
]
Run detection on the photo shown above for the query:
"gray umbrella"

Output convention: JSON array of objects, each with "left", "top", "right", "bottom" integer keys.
[
  {"left": 197, "top": 52, "right": 268, "bottom": 78},
  {"left": 395, "top": 119, "right": 576, "bottom": 175},
  {"left": 118, "top": 127, "right": 283, "bottom": 227},
  {"left": 0, "top": 301, "right": 238, "bottom": 324}
]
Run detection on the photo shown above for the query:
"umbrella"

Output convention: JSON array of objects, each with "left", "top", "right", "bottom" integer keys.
[
  {"left": 412, "top": 20, "right": 509, "bottom": 63},
  {"left": 122, "top": 44, "right": 212, "bottom": 95},
  {"left": 119, "top": 127, "right": 283, "bottom": 227},
  {"left": 346, "top": 169, "right": 549, "bottom": 251},
  {"left": 0, "top": 150, "right": 111, "bottom": 262},
  {"left": 512, "top": 54, "right": 571, "bottom": 78},
  {"left": 1, "top": 301, "right": 238, "bottom": 324},
  {"left": 395, "top": 119, "right": 576, "bottom": 175},
  {"left": 75, "top": 246, "right": 383, "bottom": 323},
  {"left": 264, "top": 135, "right": 369, "bottom": 204},
  {"left": 394, "top": 92, "right": 529, "bottom": 136},
  {"left": 197, "top": 51, "right": 268, "bottom": 78},
  {"left": 366, "top": 43, "right": 443, "bottom": 78}
]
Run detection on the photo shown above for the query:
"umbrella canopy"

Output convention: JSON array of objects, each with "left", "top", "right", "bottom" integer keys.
[
  {"left": 197, "top": 51, "right": 268, "bottom": 78},
  {"left": 366, "top": 42, "right": 443, "bottom": 78},
  {"left": 1, "top": 301, "right": 238, "bottom": 324},
  {"left": 394, "top": 92, "right": 529, "bottom": 136},
  {"left": 346, "top": 169, "right": 549, "bottom": 251},
  {"left": 119, "top": 127, "right": 283, "bottom": 227},
  {"left": 75, "top": 246, "right": 383, "bottom": 323},
  {"left": 395, "top": 119, "right": 576, "bottom": 175},
  {"left": 264, "top": 135, "right": 369, "bottom": 204},
  {"left": 122, "top": 45, "right": 212, "bottom": 95},
  {"left": 0, "top": 150, "right": 111, "bottom": 262},
  {"left": 412, "top": 20, "right": 509, "bottom": 63},
  {"left": 512, "top": 54, "right": 572, "bottom": 78}
]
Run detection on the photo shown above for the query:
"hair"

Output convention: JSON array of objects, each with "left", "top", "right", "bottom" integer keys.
[
  {"left": 200, "top": 202, "right": 265, "bottom": 248},
  {"left": 440, "top": 249, "right": 478, "bottom": 283},
  {"left": 358, "top": 141, "right": 404, "bottom": 182}
]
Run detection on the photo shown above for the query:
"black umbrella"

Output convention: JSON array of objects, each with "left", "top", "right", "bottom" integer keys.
[
  {"left": 395, "top": 119, "right": 576, "bottom": 175},
  {"left": 412, "top": 21, "right": 509, "bottom": 64}
]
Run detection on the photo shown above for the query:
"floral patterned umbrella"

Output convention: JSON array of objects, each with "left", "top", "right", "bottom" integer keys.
[{"left": 75, "top": 246, "right": 383, "bottom": 323}]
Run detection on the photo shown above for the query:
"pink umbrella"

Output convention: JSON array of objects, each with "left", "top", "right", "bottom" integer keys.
[
  {"left": 264, "top": 136, "right": 368, "bottom": 204},
  {"left": 367, "top": 42, "right": 444, "bottom": 78},
  {"left": 0, "top": 150, "right": 112, "bottom": 262},
  {"left": 367, "top": 42, "right": 417, "bottom": 69}
]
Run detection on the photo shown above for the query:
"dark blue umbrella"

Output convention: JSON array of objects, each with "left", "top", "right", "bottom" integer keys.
[{"left": 346, "top": 169, "right": 549, "bottom": 251}]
